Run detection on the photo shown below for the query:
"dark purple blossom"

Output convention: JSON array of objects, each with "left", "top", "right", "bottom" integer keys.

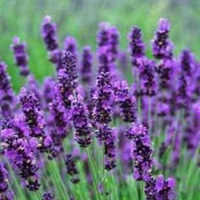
[
  {"left": 71, "top": 95, "right": 92, "bottom": 148},
  {"left": 155, "top": 175, "right": 176, "bottom": 200},
  {"left": 97, "top": 22, "right": 110, "bottom": 47},
  {"left": 10, "top": 37, "right": 30, "bottom": 76},
  {"left": 109, "top": 26, "right": 120, "bottom": 62},
  {"left": 42, "top": 192, "right": 54, "bottom": 200},
  {"left": 114, "top": 80, "right": 136, "bottom": 122},
  {"left": 152, "top": 18, "right": 173, "bottom": 60},
  {"left": 57, "top": 51, "right": 78, "bottom": 109},
  {"left": 1, "top": 124, "right": 40, "bottom": 191},
  {"left": 128, "top": 27, "right": 145, "bottom": 66},
  {"left": 64, "top": 36, "right": 78, "bottom": 60},
  {"left": 180, "top": 49, "right": 195, "bottom": 76},
  {"left": 92, "top": 72, "right": 114, "bottom": 125},
  {"left": 65, "top": 154, "right": 79, "bottom": 184},
  {"left": 19, "top": 87, "right": 44, "bottom": 138},
  {"left": 80, "top": 46, "right": 93, "bottom": 84},
  {"left": 138, "top": 58, "right": 157, "bottom": 96},
  {"left": 97, "top": 125, "right": 116, "bottom": 170},
  {"left": 0, "top": 62, "right": 15, "bottom": 118},
  {"left": 126, "top": 123, "right": 153, "bottom": 181},
  {"left": 0, "top": 163, "right": 9, "bottom": 193},
  {"left": 42, "top": 77, "right": 56, "bottom": 110},
  {"left": 41, "top": 15, "right": 59, "bottom": 52}
]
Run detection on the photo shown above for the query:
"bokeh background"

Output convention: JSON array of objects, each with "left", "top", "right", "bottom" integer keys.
[{"left": 0, "top": 0, "right": 199, "bottom": 90}]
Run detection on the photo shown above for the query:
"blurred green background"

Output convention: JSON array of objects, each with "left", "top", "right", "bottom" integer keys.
[{"left": 0, "top": 0, "right": 199, "bottom": 91}]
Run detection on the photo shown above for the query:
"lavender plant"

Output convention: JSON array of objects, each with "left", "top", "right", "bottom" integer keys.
[{"left": 0, "top": 16, "right": 199, "bottom": 200}]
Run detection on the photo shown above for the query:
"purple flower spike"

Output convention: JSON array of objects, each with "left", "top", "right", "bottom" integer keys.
[
  {"left": 65, "top": 154, "right": 79, "bottom": 184},
  {"left": 80, "top": 46, "right": 93, "bottom": 84},
  {"left": 1, "top": 122, "right": 40, "bottom": 191},
  {"left": 19, "top": 87, "right": 44, "bottom": 138},
  {"left": 71, "top": 95, "right": 92, "bottom": 148},
  {"left": 42, "top": 192, "right": 54, "bottom": 200},
  {"left": 0, "top": 163, "right": 9, "bottom": 193},
  {"left": 127, "top": 123, "right": 153, "bottom": 181},
  {"left": 57, "top": 51, "right": 78, "bottom": 109},
  {"left": 10, "top": 37, "right": 30, "bottom": 76},
  {"left": 0, "top": 62, "right": 15, "bottom": 118},
  {"left": 97, "top": 22, "right": 110, "bottom": 47},
  {"left": 156, "top": 175, "right": 176, "bottom": 200},
  {"left": 152, "top": 18, "right": 173, "bottom": 60},
  {"left": 128, "top": 27, "right": 145, "bottom": 66},
  {"left": 109, "top": 26, "right": 120, "bottom": 62},
  {"left": 180, "top": 49, "right": 195, "bottom": 76},
  {"left": 104, "top": 126, "right": 116, "bottom": 170},
  {"left": 138, "top": 58, "right": 157, "bottom": 96},
  {"left": 42, "top": 77, "right": 56, "bottom": 110},
  {"left": 114, "top": 80, "right": 136, "bottom": 122},
  {"left": 95, "top": 125, "right": 117, "bottom": 170},
  {"left": 92, "top": 72, "right": 114, "bottom": 125},
  {"left": 64, "top": 36, "right": 78, "bottom": 60},
  {"left": 41, "top": 15, "right": 59, "bottom": 52},
  {"left": 97, "top": 46, "right": 113, "bottom": 73}
]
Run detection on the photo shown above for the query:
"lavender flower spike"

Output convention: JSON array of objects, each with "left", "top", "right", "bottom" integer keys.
[
  {"left": 0, "top": 62, "right": 15, "bottom": 118},
  {"left": 10, "top": 37, "right": 30, "bottom": 76},
  {"left": 114, "top": 80, "right": 136, "bottom": 122},
  {"left": 92, "top": 72, "right": 114, "bottom": 125},
  {"left": 71, "top": 95, "right": 92, "bottom": 147},
  {"left": 128, "top": 27, "right": 145, "bottom": 66},
  {"left": 64, "top": 36, "right": 78, "bottom": 60},
  {"left": 57, "top": 51, "right": 78, "bottom": 109},
  {"left": 19, "top": 87, "right": 44, "bottom": 138},
  {"left": 155, "top": 175, "right": 176, "bottom": 200},
  {"left": 152, "top": 18, "right": 173, "bottom": 60},
  {"left": 126, "top": 123, "right": 153, "bottom": 181},
  {"left": 80, "top": 46, "right": 93, "bottom": 84},
  {"left": 0, "top": 163, "right": 13, "bottom": 200},
  {"left": 65, "top": 154, "right": 79, "bottom": 184},
  {"left": 41, "top": 15, "right": 59, "bottom": 52}
]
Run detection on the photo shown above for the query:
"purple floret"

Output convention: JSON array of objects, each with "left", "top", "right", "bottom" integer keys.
[
  {"left": 126, "top": 123, "right": 153, "bottom": 181},
  {"left": 80, "top": 46, "right": 93, "bottom": 84},
  {"left": 152, "top": 18, "right": 173, "bottom": 60},
  {"left": 128, "top": 27, "right": 145, "bottom": 66},
  {"left": 71, "top": 95, "right": 92, "bottom": 148},
  {"left": 0, "top": 62, "right": 15, "bottom": 118},
  {"left": 10, "top": 37, "right": 30, "bottom": 76}
]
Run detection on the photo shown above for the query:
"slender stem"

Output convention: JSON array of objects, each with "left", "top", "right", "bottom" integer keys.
[
  {"left": 45, "top": 155, "right": 69, "bottom": 200},
  {"left": 35, "top": 191, "right": 41, "bottom": 200},
  {"left": 111, "top": 171, "right": 118, "bottom": 200},
  {"left": 86, "top": 148, "right": 101, "bottom": 200}
]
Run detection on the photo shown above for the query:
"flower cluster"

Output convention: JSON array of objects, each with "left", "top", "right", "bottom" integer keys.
[
  {"left": 114, "top": 80, "right": 136, "bottom": 122},
  {"left": 126, "top": 123, "right": 153, "bottom": 180},
  {"left": 152, "top": 18, "right": 173, "bottom": 60},
  {"left": 57, "top": 51, "right": 78, "bottom": 109},
  {"left": 65, "top": 154, "right": 79, "bottom": 184},
  {"left": 80, "top": 46, "right": 93, "bottom": 84},
  {"left": 128, "top": 27, "right": 145, "bottom": 66},
  {"left": 71, "top": 96, "right": 92, "bottom": 148},
  {"left": 10, "top": 37, "right": 30, "bottom": 76},
  {"left": 0, "top": 62, "right": 15, "bottom": 118},
  {"left": 1, "top": 118, "right": 40, "bottom": 191},
  {"left": 92, "top": 72, "right": 114, "bottom": 125}
]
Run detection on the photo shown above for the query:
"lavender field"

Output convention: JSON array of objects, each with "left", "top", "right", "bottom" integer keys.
[{"left": 0, "top": 1, "right": 200, "bottom": 200}]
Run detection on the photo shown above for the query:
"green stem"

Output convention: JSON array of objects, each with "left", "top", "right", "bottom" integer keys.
[
  {"left": 86, "top": 148, "right": 101, "bottom": 200},
  {"left": 45, "top": 156, "right": 69, "bottom": 200},
  {"left": 6, "top": 160, "right": 26, "bottom": 200},
  {"left": 111, "top": 171, "right": 118, "bottom": 200}
]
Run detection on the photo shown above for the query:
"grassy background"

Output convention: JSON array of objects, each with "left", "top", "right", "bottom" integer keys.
[{"left": 0, "top": 0, "right": 200, "bottom": 90}]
